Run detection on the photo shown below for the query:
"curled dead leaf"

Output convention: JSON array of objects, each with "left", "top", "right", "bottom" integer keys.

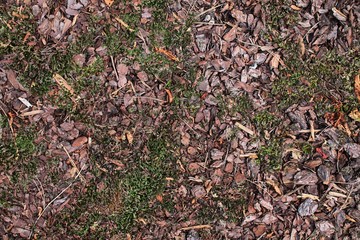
[{"left": 165, "top": 89, "right": 173, "bottom": 103}]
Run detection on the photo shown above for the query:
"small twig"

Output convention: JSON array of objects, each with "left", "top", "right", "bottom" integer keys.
[
  {"left": 110, "top": 56, "right": 120, "bottom": 82},
  {"left": 309, "top": 120, "right": 315, "bottom": 141},
  {"left": 29, "top": 166, "right": 85, "bottom": 239},
  {"left": 180, "top": 224, "right": 212, "bottom": 231},
  {"left": 296, "top": 129, "right": 321, "bottom": 134},
  {"left": 195, "top": 4, "right": 223, "bottom": 19}
]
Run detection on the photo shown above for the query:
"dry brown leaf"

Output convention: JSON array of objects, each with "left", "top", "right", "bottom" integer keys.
[
  {"left": 270, "top": 53, "right": 281, "bottom": 69},
  {"left": 53, "top": 73, "right": 75, "bottom": 95},
  {"left": 104, "top": 0, "right": 114, "bottom": 6},
  {"left": 155, "top": 47, "right": 179, "bottom": 61},
  {"left": 165, "top": 89, "right": 173, "bottom": 103},
  {"left": 6, "top": 70, "right": 27, "bottom": 91},
  {"left": 355, "top": 72, "right": 360, "bottom": 102},
  {"left": 266, "top": 178, "right": 282, "bottom": 195}
]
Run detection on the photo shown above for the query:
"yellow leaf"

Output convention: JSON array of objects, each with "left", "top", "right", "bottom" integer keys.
[{"left": 104, "top": 0, "right": 114, "bottom": 6}]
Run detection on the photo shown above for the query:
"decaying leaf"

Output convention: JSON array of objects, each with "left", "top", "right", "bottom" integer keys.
[
  {"left": 155, "top": 47, "right": 179, "bottom": 61},
  {"left": 53, "top": 73, "right": 75, "bottom": 95}
]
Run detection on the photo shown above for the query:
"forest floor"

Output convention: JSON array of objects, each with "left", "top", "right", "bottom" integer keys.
[{"left": 1, "top": 0, "right": 360, "bottom": 239}]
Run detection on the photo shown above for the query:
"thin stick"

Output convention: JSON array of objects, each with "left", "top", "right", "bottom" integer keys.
[
  {"left": 195, "top": 4, "right": 223, "bottom": 19},
  {"left": 29, "top": 165, "right": 85, "bottom": 239},
  {"left": 180, "top": 224, "right": 212, "bottom": 231},
  {"left": 110, "top": 56, "right": 120, "bottom": 83}
]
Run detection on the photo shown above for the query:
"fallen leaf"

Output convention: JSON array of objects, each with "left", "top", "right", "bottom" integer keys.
[
  {"left": 53, "top": 73, "right": 75, "bottom": 95},
  {"left": 104, "top": 0, "right": 114, "bottom": 6},
  {"left": 155, "top": 47, "right": 179, "bottom": 61},
  {"left": 165, "top": 89, "right": 173, "bottom": 103},
  {"left": 354, "top": 72, "right": 360, "bottom": 102},
  {"left": 270, "top": 53, "right": 281, "bottom": 69},
  {"left": 266, "top": 178, "right": 282, "bottom": 195},
  {"left": 6, "top": 70, "right": 27, "bottom": 91}
]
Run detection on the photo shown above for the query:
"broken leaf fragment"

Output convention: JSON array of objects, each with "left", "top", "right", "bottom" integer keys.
[{"left": 53, "top": 73, "right": 75, "bottom": 95}]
